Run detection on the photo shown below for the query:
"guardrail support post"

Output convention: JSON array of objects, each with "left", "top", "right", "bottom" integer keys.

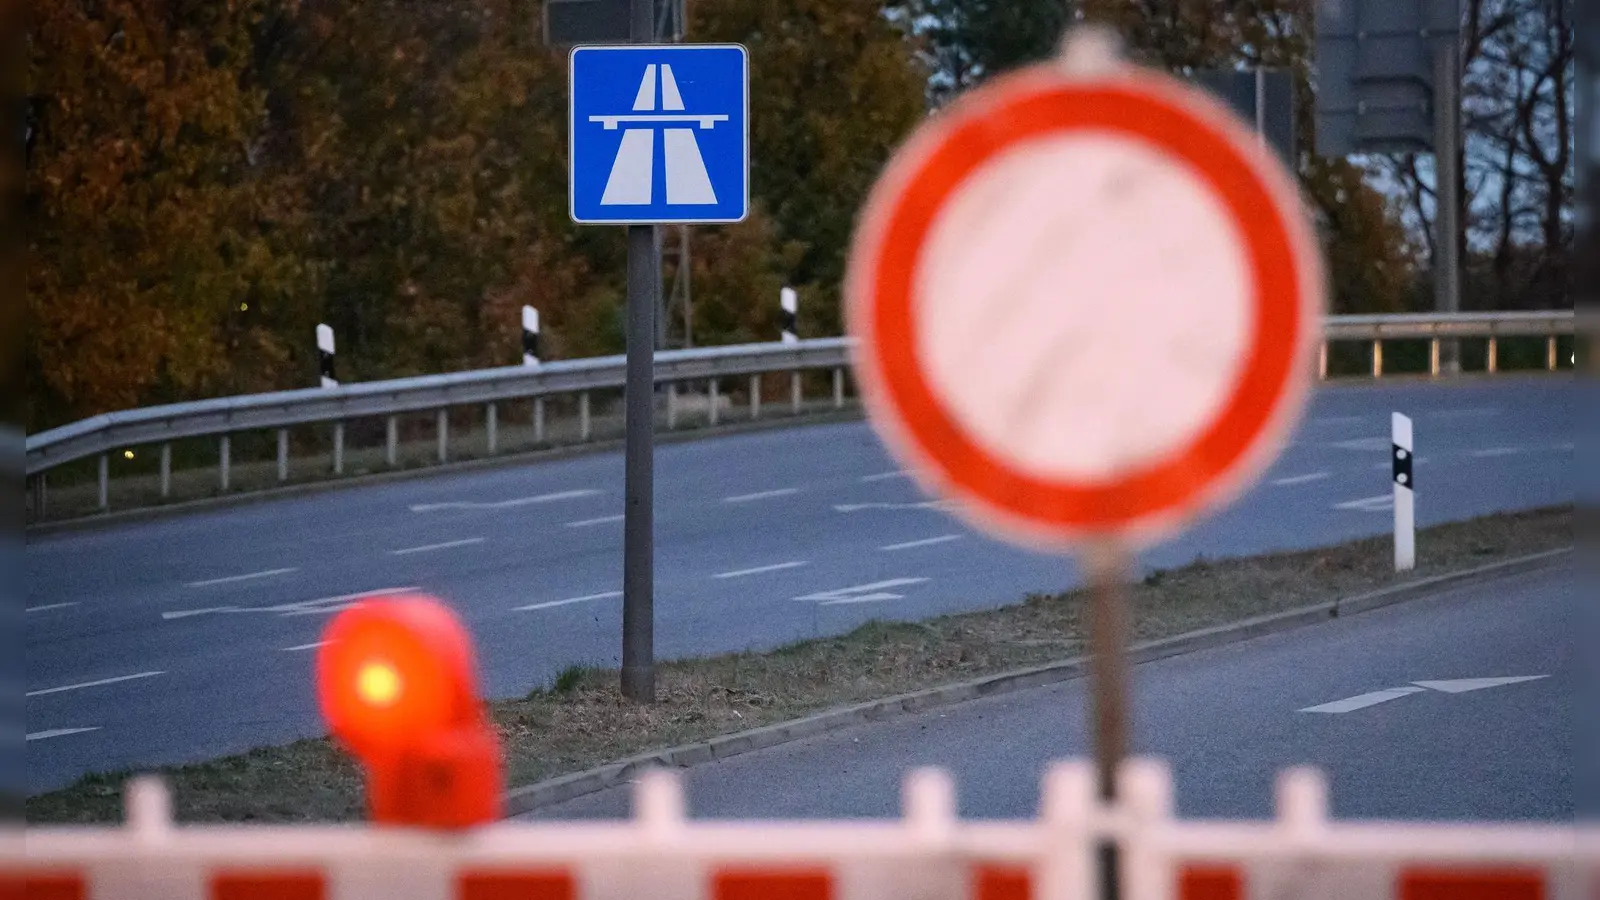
[
  {"left": 1547, "top": 336, "right": 1558, "bottom": 371},
  {"left": 332, "top": 423, "right": 345, "bottom": 475},
  {"left": 709, "top": 379, "right": 720, "bottom": 426},
  {"left": 750, "top": 374, "right": 761, "bottom": 419},
  {"left": 790, "top": 371, "right": 801, "bottom": 414},
  {"left": 1429, "top": 339, "right": 1441, "bottom": 376},
  {"left": 1371, "top": 340, "right": 1383, "bottom": 378},
  {"left": 579, "top": 392, "right": 591, "bottom": 440},
  {"left": 33, "top": 473, "right": 47, "bottom": 518},
  {"left": 666, "top": 385, "right": 677, "bottom": 429},
  {"left": 1486, "top": 336, "right": 1498, "bottom": 373},
  {"left": 277, "top": 429, "right": 289, "bottom": 483},
  {"left": 159, "top": 444, "right": 172, "bottom": 499},
  {"left": 385, "top": 417, "right": 398, "bottom": 467},
  {"left": 219, "top": 436, "right": 231, "bottom": 493},
  {"left": 437, "top": 409, "right": 449, "bottom": 463},
  {"left": 1318, "top": 342, "right": 1328, "bottom": 380},
  {"left": 97, "top": 453, "right": 109, "bottom": 510},
  {"left": 486, "top": 403, "right": 498, "bottom": 455},
  {"left": 534, "top": 398, "right": 546, "bottom": 443},
  {"left": 833, "top": 368, "right": 844, "bottom": 408}
]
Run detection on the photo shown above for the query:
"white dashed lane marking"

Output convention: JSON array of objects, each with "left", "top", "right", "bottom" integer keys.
[
  {"left": 1269, "top": 472, "right": 1330, "bottom": 486},
  {"left": 388, "top": 537, "right": 484, "bottom": 555},
  {"left": 722, "top": 488, "right": 800, "bottom": 504},
  {"left": 515, "top": 591, "right": 621, "bottom": 612},
  {"left": 566, "top": 515, "right": 625, "bottom": 528},
  {"left": 880, "top": 535, "right": 962, "bottom": 551},
  {"left": 28, "top": 671, "right": 165, "bottom": 698},
  {"left": 27, "top": 728, "right": 101, "bottom": 742},
  {"left": 185, "top": 568, "right": 298, "bottom": 588},
  {"left": 410, "top": 490, "right": 600, "bottom": 512},
  {"left": 713, "top": 561, "right": 808, "bottom": 579}
]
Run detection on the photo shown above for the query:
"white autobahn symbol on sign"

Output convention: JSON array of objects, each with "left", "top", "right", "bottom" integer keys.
[{"left": 594, "top": 64, "right": 728, "bottom": 206}]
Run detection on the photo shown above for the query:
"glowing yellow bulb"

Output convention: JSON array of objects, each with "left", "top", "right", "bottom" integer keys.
[
  {"left": 356, "top": 661, "right": 402, "bottom": 708},
  {"left": 240, "top": 303, "right": 249, "bottom": 311},
  {"left": 123, "top": 450, "right": 135, "bottom": 459}
]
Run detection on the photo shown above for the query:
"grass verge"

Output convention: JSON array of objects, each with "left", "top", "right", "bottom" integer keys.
[{"left": 27, "top": 505, "right": 1571, "bottom": 825}]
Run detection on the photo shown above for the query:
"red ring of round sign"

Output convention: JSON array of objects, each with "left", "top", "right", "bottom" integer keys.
[{"left": 845, "top": 62, "right": 1325, "bottom": 550}]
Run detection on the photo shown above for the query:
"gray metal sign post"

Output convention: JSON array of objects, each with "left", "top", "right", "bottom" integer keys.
[
  {"left": 1316, "top": 0, "right": 1463, "bottom": 372},
  {"left": 620, "top": 0, "right": 658, "bottom": 702},
  {"left": 1432, "top": 39, "right": 1462, "bottom": 372},
  {"left": 566, "top": 2, "right": 747, "bottom": 704}
]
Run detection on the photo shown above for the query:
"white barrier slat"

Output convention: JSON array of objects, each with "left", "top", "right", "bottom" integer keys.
[{"left": 9, "top": 763, "right": 1586, "bottom": 900}]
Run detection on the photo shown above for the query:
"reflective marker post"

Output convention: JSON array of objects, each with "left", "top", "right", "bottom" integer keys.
[{"left": 620, "top": 0, "right": 658, "bottom": 702}]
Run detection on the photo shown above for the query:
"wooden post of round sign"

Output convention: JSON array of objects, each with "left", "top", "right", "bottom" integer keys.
[{"left": 844, "top": 26, "right": 1326, "bottom": 900}]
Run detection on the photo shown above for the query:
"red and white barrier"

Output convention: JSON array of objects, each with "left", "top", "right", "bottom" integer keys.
[{"left": 8, "top": 760, "right": 1589, "bottom": 900}]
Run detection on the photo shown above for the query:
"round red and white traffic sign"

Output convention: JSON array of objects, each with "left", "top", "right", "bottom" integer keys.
[{"left": 845, "top": 33, "right": 1325, "bottom": 549}]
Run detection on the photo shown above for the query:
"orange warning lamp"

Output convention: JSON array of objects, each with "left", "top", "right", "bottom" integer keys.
[{"left": 316, "top": 594, "right": 503, "bottom": 828}]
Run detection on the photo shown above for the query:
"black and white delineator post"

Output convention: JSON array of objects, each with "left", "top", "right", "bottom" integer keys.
[
  {"left": 317, "top": 324, "right": 337, "bottom": 388},
  {"left": 1393, "top": 412, "right": 1415, "bottom": 572},
  {"left": 522, "top": 306, "right": 541, "bottom": 367},
  {"left": 780, "top": 286, "right": 798, "bottom": 344}
]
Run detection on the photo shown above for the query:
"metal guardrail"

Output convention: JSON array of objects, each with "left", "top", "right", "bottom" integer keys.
[{"left": 23, "top": 311, "right": 1576, "bottom": 518}]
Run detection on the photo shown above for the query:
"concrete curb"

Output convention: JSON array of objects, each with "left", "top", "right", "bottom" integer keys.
[
  {"left": 502, "top": 546, "right": 1572, "bottom": 817},
  {"left": 26, "top": 407, "right": 866, "bottom": 538}
]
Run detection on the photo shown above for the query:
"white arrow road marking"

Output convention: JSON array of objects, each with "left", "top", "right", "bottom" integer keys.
[
  {"left": 28, "top": 672, "right": 164, "bottom": 698},
  {"left": 1298, "top": 686, "right": 1426, "bottom": 714},
  {"left": 1411, "top": 675, "right": 1549, "bottom": 693},
  {"left": 410, "top": 490, "right": 600, "bottom": 512},
  {"left": 1334, "top": 494, "right": 1393, "bottom": 512},
  {"left": 793, "top": 578, "right": 930, "bottom": 606},
  {"left": 27, "top": 727, "right": 100, "bottom": 741},
  {"left": 1299, "top": 675, "right": 1552, "bottom": 713},
  {"left": 834, "top": 500, "right": 956, "bottom": 513},
  {"left": 161, "top": 586, "right": 418, "bottom": 620},
  {"left": 515, "top": 591, "right": 622, "bottom": 612},
  {"left": 185, "top": 567, "right": 298, "bottom": 588}
]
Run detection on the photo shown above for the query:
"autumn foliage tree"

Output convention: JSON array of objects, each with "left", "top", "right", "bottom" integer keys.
[{"left": 30, "top": 0, "right": 1549, "bottom": 432}]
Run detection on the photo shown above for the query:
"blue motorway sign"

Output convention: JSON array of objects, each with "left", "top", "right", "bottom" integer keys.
[{"left": 569, "top": 44, "right": 749, "bottom": 225}]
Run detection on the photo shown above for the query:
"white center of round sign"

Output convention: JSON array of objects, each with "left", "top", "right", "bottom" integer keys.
[{"left": 915, "top": 132, "right": 1252, "bottom": 482}]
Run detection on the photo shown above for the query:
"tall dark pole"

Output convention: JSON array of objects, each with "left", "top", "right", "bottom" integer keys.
[
  {"left": 620, "top": 0, "right": 658, "bottom": 702},
  {"left": 1433, "top": 38, "right": 1462, "bottom": 374}
]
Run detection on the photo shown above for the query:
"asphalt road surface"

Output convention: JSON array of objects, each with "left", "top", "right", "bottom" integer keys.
[
  {"left": 525, "top": 561, "right": 1575, "bottom": 823},
  {"left": 23, "top": 377, "right": 1573, "bottom": 794}
]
